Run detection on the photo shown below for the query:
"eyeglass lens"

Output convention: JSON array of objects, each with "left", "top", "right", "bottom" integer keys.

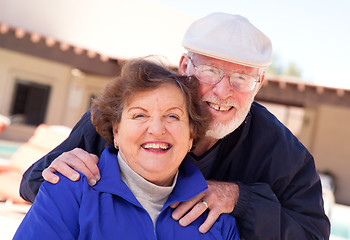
[{"left": 190, "top": 58, "right": 259, "bottom": 92}]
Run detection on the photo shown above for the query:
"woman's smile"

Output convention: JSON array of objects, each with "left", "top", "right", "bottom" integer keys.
[{"left": 141, "top": 141, "right": 172, "bottom": 153}]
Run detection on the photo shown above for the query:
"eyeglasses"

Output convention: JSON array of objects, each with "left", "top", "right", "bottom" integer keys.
[{"left": 188, "top": 57, "right": 262, "bottom": 92}]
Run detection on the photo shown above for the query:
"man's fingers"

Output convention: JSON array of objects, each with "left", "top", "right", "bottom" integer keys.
[
  {"left": 42, "top": 167, "right": 60, "bottom": 184},
  {"left": 89, "top": 153, "right": 99, "bottom": 164},
  {"left": 172, "top": 194, "right": 204, "bottom": 220},
  {"left": 50, "top": 159, "right": 81, "bottom": 181},
  {"left": 43, "top": 148, "right": 101, "bottom": 186},
  {"left": 170, "top": 202, "right": 180, "bottom": 209},
  {"left": 199, "top": 209, "right": 221, "bottom": 233},
  {"left": 69, "top": 150, "right": 101, "bottom": 182},
  {"left": 41, "top": 148, "right": 101, "bottom": 186},
  {"left": 171, "top": 181, "right": 239, "bottom": 233},
  {"left": 88, "top": 154, "right": 100, "bottom": 180},
  {"left": 178, "top": 201, "right": 209, "bottom": 227}
]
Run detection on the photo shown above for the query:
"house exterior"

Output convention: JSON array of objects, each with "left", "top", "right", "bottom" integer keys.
[
  {"left": 0, "top": 17, "right": 350, "bottom": 205},
  {"left": 0, "top": 45, "right": 113, "bottom": 141}
]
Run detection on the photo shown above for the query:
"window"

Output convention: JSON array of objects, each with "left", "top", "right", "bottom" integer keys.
[{"left": 11, "top": 79, "right": 51, "bottom": 126}]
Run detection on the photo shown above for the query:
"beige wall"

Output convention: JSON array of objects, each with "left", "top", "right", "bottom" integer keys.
[
  {"left": 0, "top": 48, "right": 110, "bottom": 141},
  {"left": 300, "top": 104, "right": 350, "bottom": 205},
  {"left": 261, "top": 102, "right": 305, "bottom": 138},
  {"left": 62, "top": 70, "right": 110, "bottom": 128}
]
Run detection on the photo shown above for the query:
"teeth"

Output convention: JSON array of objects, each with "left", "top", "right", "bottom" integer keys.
[
  {"left": 208, "top": 102, "right": 232, "bottom": 111},
  {"left": 142, "top": 143, "right": 170, "bottom": 150}
]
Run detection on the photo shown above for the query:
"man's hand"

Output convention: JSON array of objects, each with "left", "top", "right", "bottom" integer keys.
[
  {"left": 171, "top": 180, "right": 239, "bottom": 233},
  {"left": 42, "top": 148, "right": 100, "bottom": 186}
]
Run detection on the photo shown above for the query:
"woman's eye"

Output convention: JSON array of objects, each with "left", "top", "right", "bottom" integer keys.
[
  {"left": 167, "top": 114, "right": 180, "bottom": 120},
  {"left": 133, "top": 114, "right": 146, "bottom": 119}
]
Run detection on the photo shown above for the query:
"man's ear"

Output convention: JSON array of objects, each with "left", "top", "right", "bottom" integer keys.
[
  {"left": 256, "top": 71, "right": 265, "bottom": 92},
  {"left": 179, "top": 53, "right": 189, "bottom": 76}
]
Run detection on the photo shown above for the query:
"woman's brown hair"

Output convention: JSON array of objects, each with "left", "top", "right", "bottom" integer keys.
[{"left": 91, "top": 57, "right": 208, "bottom": 148}]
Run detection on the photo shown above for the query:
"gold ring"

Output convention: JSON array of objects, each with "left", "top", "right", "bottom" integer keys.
[{"left": 201, "top": 200, "right": 209, "bottom": 208}]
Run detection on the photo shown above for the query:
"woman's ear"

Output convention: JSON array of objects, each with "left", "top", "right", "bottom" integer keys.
[
  {"left": 188, "top": 138, "right": 194, "bottom": 152},
  {"left": 188, "top": 125, "right": 195, "bottom": 151},
  {"left": 113, "top": 125, "right": 119, "bottom": 149},
  {"left": 112, "top": 124, "right": 118, "bottom": 135}
]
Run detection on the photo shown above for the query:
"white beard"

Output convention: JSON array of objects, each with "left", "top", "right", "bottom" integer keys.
[{"left": 204, "top": 95, "right": 254, "bottom": 139}]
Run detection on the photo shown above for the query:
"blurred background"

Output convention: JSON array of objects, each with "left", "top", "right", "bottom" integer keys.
[{"left": 0, "top": 0, "right": 349, "bottom": 239}]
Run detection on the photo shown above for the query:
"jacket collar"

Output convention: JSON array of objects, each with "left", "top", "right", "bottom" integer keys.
[{"left": 92, "top": 146, "right": 208, "bottom": 209}]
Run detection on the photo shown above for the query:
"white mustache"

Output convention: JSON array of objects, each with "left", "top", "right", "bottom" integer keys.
[{"left": 201, "top": 95, "right": 239, "bottom": 109}]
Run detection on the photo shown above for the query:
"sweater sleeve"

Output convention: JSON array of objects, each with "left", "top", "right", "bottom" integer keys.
[
  {"left": 232, "top": 155, "right": 330, "bottom": 239},
  {"left": 19, "top": 110, "right": 106, "bottom": 203},
  {"left": 14, "top": 174, "right": 84, "bottom": 239}
]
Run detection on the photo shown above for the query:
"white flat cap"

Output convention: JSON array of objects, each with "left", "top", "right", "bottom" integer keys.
[{"left": 182, "top": 12, "right": 272, "bottom": 68}]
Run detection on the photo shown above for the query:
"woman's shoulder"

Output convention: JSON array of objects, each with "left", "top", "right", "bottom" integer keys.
[
  {"left": 187, "top": 213, "right": 239, "bottom": 240},
  {"left": 214, "top": 214, "right": 240, "bottom": 240},
  {"left": 40, "top": 171, "right": 89, "bottom": 200}
]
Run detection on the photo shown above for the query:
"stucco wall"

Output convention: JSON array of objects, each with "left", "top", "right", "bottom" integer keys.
[{"left": 300, "top": 104, "right": 350, "bottom": 205}]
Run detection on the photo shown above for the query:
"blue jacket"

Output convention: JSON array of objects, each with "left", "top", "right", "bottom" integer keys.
[{"left": 14, "top": 146, "right": 239, "bottom": 240}]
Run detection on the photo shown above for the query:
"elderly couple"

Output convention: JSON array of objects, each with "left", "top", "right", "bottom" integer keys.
[{"left": 15, "top": 13, "right": 330, "bottom": 239}]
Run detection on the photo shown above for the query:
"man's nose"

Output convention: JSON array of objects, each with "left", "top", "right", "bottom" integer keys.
[
  {"left": 147, "top": 118, "right": 166, "bottom": 136},
  {"left": 212, "top": 75, "right": 234, "bottom": 98}
]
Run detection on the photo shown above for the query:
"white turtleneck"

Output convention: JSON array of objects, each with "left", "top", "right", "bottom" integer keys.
[{"left": 117, "top": 152, "right": 178, "bottom": 226}]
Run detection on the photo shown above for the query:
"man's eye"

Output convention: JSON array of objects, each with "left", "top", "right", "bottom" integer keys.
[
  {"left": 202, "top": 68, "right": 217, "bottom": 75},
  {"left": 233, "top": 73, "right": 250, "bottom": 82},
  {"left": 240, "top": 75, "right": 250, "bottom": 81},
  {"left": 204, "top": 68, "right": 215, "bottom": 73}
]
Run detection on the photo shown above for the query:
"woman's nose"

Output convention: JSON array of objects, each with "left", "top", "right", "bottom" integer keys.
[{"left": 147, "top": 118, "right": 166, "bottom": 136}]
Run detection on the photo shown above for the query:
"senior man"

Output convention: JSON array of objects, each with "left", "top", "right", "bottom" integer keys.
[{"left": 20, "top": 13, "right": 330, "bottom": 239}]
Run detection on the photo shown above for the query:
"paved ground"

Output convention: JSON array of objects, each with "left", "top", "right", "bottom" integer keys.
[{"left": 0, "top": 201, "right": 30, "bottom": 240}]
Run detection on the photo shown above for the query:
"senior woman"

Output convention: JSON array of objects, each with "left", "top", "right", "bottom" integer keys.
[{"left": 14, "top": 59, "right": 240, "bottom": 239}]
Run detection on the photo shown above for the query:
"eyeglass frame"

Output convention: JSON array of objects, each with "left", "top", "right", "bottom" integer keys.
[{"left": 188, "top": 56, "right": 263, "bottom": 92}]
